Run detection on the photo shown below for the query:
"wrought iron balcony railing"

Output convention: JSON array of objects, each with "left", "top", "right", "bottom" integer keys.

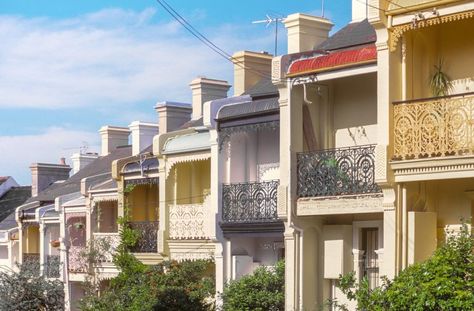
[
  {"left": 127, "top": 221, "right": 159, "bottom": 253},
  {"left": 393, "top": 92, "right": 474, "bottom": 160},
  {"left": 68, "top": 246, "right": 87, "bottom": 272},
  {"left": 222, "top": 180, "right": 279, "bottom": 223},
  {"left": 93, "top": 232, "right": 120, "bottom": 263},
  {"left": 297, "top": 145, "right": 380, "bottom": 198},
  {"left": 46, "top": 255, "right": 60, "bottom": 278},
  {"left": 169, "top": 196, "right": 211, "bottom": 239},
  {"left": 23, "top": 253, "right": 40, "bottom": 276}
]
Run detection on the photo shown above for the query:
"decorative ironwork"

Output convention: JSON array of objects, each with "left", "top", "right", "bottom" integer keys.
[
  {"left": 219, "top": 121, "right": 279, "bottom": 151},
  {"left": 93, "top": 232, "right": 120, "bottom": 262},
  {"left": 124, "top": 177, "right": 159, "bottom": 187},
  {"left": 169, "top": 196, "right": 210, "bottom": 240},
  {"left": 46, "top": 255, "right": 60, "bottom": 278},
  {"left": 23, "top": 253, "right": 40, "bottom": 276},
  {"left": 222, "top": 180, "right": 279, "bottom": 223},
  {"left": 297, "top": 145, "right": 380, "bottom": 198},
  {"left": 127, "top": 221, "right": 159, "bottom": 253},
  {"left": 68, "top": 246, "right": 87, "bottom": 272},
  {"left": 393, "top": 92, "right": 474, "bottom": 160}
]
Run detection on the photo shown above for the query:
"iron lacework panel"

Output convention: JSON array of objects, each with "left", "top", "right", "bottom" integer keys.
[
  {"left": 46, "top": 255, "right": 60, "bottom": 278},
  {"left": 222, "top": 180, "right": 279, "bottom": 223},
  {"left": 127, "top": 221, "right": 159, "bottom": 253},
  {"left": 297, "top": 145, "right": 380, "bottom": 198}
]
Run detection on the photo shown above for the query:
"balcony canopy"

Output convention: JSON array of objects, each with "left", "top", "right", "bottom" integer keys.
[{"left": 163, "top": 131, "right": 210, "bottom": 155}]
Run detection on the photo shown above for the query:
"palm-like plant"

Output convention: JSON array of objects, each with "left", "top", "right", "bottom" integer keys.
[{"left": 430, "top": 58, "right": 453, "bottom": 97}]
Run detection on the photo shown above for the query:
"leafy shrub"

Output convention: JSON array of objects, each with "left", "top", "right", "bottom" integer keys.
[
  {"left": 222, "top": 260, "right": 285, "bottom": 311},
  {"left": 332, "top": 223, "right": 474, "bottom": 311},
  {"left": 0, "top": 263, "right": 64, "bottom": 311}
]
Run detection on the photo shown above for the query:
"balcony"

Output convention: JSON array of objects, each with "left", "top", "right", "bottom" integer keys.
[
  {"left": 45, "top": 255, "right": 60, "bottom": 278},
  {"left": 393, "top": 92, "right": 474, "bottom": 161},
  {"left": 93, "top": 232, "right": 120, "bottom": 263},
  {"left": 296, "top": 145, "right": 382, "bottom": 215},
  {"left": 222, "top": 180, "right": 279, "bottom": 224},
  {"left": 23, "top": 253, "right": 40, "bottom": 276},
  {"left": 128, "top": 221, "right": 159, "bottom": 253},
  {"left": 169, "top": 197, "right": 211, "bottom": 240},
  {"left": 68, "top": 246, "right": 87, "bottom": 273},
  {"left": 390, "top": 92, "right": 474, "bottom": 181},
  {"left": 298, "top": 145, "right": 380, "bottom": 198}
]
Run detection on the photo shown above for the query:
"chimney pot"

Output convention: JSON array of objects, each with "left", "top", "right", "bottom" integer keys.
[
  {"left": 155, "top": 101, "right": 192, "bottom": 135},
  {"left": 128, "top": 121, "right": 159, "bottom": 156},
  {"left": 30, "top": 163, "right": 71, "bottom": 197},
  {"left": 71, "top": 152, "right": 99, "bottom": 174},
  {"left": 98, "top": 126, "right": 130, "bottom": 156},
  {"left": 189, "top": 77, "right": 230, "bottom": 120},
  {"left": 232, "top": 51, "right": 273, "bottom": 96},
  {"left": 283, "top": 13, "right": 333, "bottom": 54}
]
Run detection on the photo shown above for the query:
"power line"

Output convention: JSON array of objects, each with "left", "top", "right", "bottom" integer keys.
[{"left": 155, "top": 0, "right": 285, "bottom": 82}]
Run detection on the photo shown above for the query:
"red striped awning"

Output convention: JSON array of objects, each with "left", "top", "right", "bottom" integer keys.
[{"left": 288, "top": 45, "right": 377, "bottom": 77}]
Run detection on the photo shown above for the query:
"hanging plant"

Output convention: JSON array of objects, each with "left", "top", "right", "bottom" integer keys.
[
  {"left": 50, "top": 239, "right": 60, "bottom": 248},
  {"left": 73, "top": 222, "right": 85, "bottom": 230},
  {"left": 430, "top": 58, "right": 453, "bottom": 97}
]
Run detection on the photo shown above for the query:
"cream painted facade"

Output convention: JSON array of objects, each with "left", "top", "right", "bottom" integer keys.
[
  {"left": 371, "top": 0, "right": 474, "bottom": 277},
  {"left": 271, "top": 1, "right": 474, "bottom": 310}
]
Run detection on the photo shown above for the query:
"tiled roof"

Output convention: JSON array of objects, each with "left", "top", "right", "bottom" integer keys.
[
  {"left": 0, "top": 177, "right": 8, "bottom": 186},
  {"left": 316, "top": 19, "right": 376, "bottom": 51},
  {"left": 0, "top": 186, "right": 31, "bottom": 223},
  {"left": 243, "top": 79, "right": 278, "bottom": 98},
  {"left": 288, "top": 45, "right": 377, "bottom": 77}
]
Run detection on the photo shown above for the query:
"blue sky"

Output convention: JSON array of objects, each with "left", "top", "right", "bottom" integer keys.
[{"left": 0, "top": 0, "right": 351, "bottom": 184}]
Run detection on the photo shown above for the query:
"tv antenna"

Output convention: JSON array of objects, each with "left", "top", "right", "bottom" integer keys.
[
  {"left": 62, "top": 141, "right": 89, "bottom": 154},
  {"left": 252, "top": 15, "right": 284, "bottom": 56}
]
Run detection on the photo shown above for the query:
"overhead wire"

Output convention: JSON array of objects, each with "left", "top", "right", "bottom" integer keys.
[{"left": 155, "top": 0, "right": 292, "bottom": 83}]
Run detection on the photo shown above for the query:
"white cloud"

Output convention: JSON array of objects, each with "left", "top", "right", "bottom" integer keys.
[
  {"left": 0, "top": 127, "right": 99, "bottom": 185},
  {"left": 0, "top": 8, "right": 276, "bottom": 109}
]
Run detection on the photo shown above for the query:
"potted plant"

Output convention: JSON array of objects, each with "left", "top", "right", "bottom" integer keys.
[
  {"left": 50, "top": 239, "right": 60, "bottom": 248},
  {"left": 73, "top": 222, "right": 84, "bottom": 230},
  {"left": 430, "top": 58, "right": 453, "bottom": 97}
]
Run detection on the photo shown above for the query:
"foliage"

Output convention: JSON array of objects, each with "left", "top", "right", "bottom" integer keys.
[
  {"left": 222, "top": 260, "right": 285, "bottom": 311},
  {"left": 0, "top": 262, "right": 64, "bottom": 311},
  {"left": 79, "top": 259, "right": 215, "bottom": 311},
  {"left": 330, "top": 223, "right": 474, "bottom": 311},
  {"left": 430, "top": 58, "right": 453, "bottom": 97},
  {"left": 80, "top": 184, "right": 215, "bottom": 311}
]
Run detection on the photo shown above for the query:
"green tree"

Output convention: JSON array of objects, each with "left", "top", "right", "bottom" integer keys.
[
  {"left": 222, "top": 260, "right": 285, "bottom": 311},
  {"left": 0, "top": 263, "right": 64, "bottom": 311},
  {"left": 80, "top": 184, "right": 215, "bottom": 311},
  {"left": 332, "top": 223, "right": 474, "bottom": 311}
]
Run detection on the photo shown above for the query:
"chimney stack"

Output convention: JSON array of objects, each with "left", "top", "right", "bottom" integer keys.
[
  {"left": 189, "top": 77, "right": 230, "bottom": 120},
  {"left": 129, "top": 121, "right": 159, "bottom": 156},
  {"left": 98, "top": 126, "right": 130, "bottom": 156},
  {"left": 71, "top": 152, "right": 99, "bottom": 174},
  {"left": 283, "top": 13, "right": 333, "bottom": 54},
  {"left": 30, "top": 161, "right": 71, "bottom": 197},
  {"left": 155, "top": 101, "right": 192, "bottom": 135},
  {"left": 232, "top": 51, "right": 273, "bottom": 96}
]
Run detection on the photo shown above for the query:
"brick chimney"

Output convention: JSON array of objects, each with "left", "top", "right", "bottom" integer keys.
[
  {"left": 129, "top": 121, "right": 159, "bottom": 156},
  {"left": 70, "top": 152, "right": 99, "bottom": 174},
  {"left": 98, "top": 126, "right": 130, "bottom": 156},
  {"left": 283, "top": 13, "right": 333, "bottom": 54},
  {"left": 30, "top": 160, "right": 71, "bottom": 197},
  {"left": 232, "top": 51, "right": 273, "bottom": 96},
  {"left": 154, "top": 101, "right": 192, "bottom": 135},
  {"left": 189, "top": 77, "right": 230, "bottom": 120}
]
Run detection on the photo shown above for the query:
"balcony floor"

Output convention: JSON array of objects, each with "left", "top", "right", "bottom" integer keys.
[
  {"left": 297, "top": 193, "right": 383, "bottom": 216},
  {"left": 391, "top": 154, "right": 474, "bottom": 182}
]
